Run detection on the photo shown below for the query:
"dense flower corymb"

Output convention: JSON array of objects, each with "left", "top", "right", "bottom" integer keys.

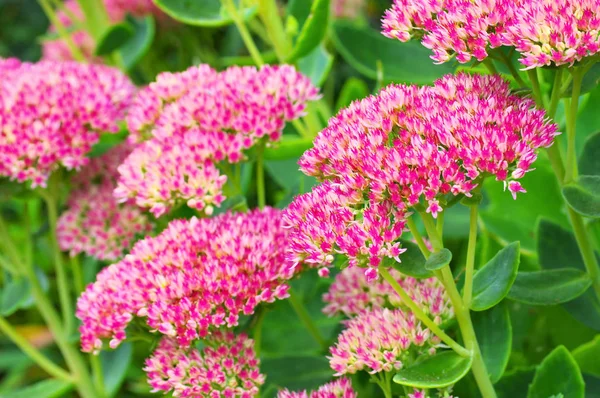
[
  {"left": 145, "top": 332, "right": 264, "bottom": 398},
  {"left": 329, "top": 308, "right": 439, "bottom": 375},
  {"left": 0, "top": 59, "right": 134, "bottom": 187},
  {"left": 77, "top": 207, "right": 296, "bottom": 353},
  {"left": 116, "top": 64, "right": 319, "bottom": 216},
  {"left": 278, "top": 378, "right": 357, "bottom": 398},
  {"left": 57, "top": 145, "right": 152, "bottom": 261},
  {"left": 323, "top": 266, "right": 453, "bottom": 323}
]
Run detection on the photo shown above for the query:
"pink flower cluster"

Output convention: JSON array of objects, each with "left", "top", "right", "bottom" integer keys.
[
  {"left": 76, "top": 207, "right": 295, "bottom": 353},
  {"left": 329, "top": 308, "right": 439, "bottom": 375},
  {"left": 382, "top": 0, "right": 600, "bottom": 68},
  {"left": 323, "top": 267, "right": 453, "bottom": 324},
  {"left": 278, "top": 378, "right": 357, "bottom": 398},
  {"left": 57, "top": 145, "right": 152, "bottom": 261},
  {"left": 0, "top": 59, "right": 134, "bottom": 187},
  {"left": 145, "top": 331, "right": 264, "bottom": 398},
  {"left": 42, "top": 0, "right": 164, "bottom": 62},
  {"left": 331, "top": 0, "right": 366, "bottom": 19},
  {"left": 116, "top": 65, "right": 319, "bottom": 217}
]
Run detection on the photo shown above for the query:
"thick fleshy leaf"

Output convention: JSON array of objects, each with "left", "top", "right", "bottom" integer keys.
[
  {"left": 562, "top": 175, "right": 600, "bottom": 218},
  {"left": 95, "top": 22, "right": 134, "bottom": 56},
  {"left": 101, "top": 342, "right": 133, "bottom": 396},
  {"left": 472, "top": 303, "right": 512, "bottom": 383},
  {"left": 387, "top": 240, "right": 432, "bottom": 279},
  {"left": 120, "top": 15, "right": 156, "bottom": 70},
  {"left": 263, "top": 135, "right": 313, "bottom": 161},
  {"left": 1, "top": 278, "right": 30, "bottom": 316},
  {"left": 496, "top": 367, "right": 535, "bottom": 398},
  {"left": 527, "top": 346, "right": 585, "bottom": 398},
  {"left": 287, "top": 0, "right": 330, "bottom": 62},
  {"left": 153, "top": 0, "right": 257, "bottom": 27},
  {"left": 424, "top": 248, "right": 452, "bottom": 271},
  {"left": 393, "top": 351, "right": 473, "bottom": 388},
  {"left": 508, "top": 269, "right": 591, "bottom": 305},
  {"left": 4, "top": 379, "right": 73, "bottom": 398},
  {"left": 573, "top": 335, "right": 600, "bottom": 378},
  {"left": 330, "top": 21, "right": 453, "bottom": 84},
  {"left": 580, "top": 132, "right": 600, "bottom": 176},
  {"left": 335, "top": 77, "right": 369, "bottom": 111},
  {"left": 298, "top": 45, "right": 334, "bottom": 87},
  {"left": 471, "top": 242, "right": 520, "bottom": 311}
]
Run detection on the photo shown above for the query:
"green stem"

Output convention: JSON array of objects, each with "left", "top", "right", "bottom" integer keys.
[
  {"left": 497, "top": 51, "right": 526, "bottom": 86},
  {"left": 256, "top": 141, "right": 266, "bottom": 209},
  {"left": 251, "top": 309, "right": 267, "bottom": 357},
  {"left": 436, "top": 211, "right": 445, "bottom": 236},
  {"left": 75, "top": 0, "right": 109, "bottom": 40},
  {"left": 287, "top": 288, "right": 328, "bottom": 350},
  {"left": 258, "top": 0, "right": 292, "bottom": 61},
  {"left": 38, "top": 0, "right": 86, "bottom": 62},
  {"left": 373, "top": 373, "right": 392, "bottom": 398},
  {"left": 39, "top": 188, "right": 73, "bottom": 336},
  {"left": 462, "top": 205, "right": 478, "bottom": 308},
  {"left": 564, "top": 68, "right": 584, "bottom": 184},
  {"left": 379, "top": 267, "right": 470, "bottom": 357},
  {"left": 482, "top": 59, "right": 498, "bottom": 75},
  {"left": 0, "top": 317, "right": 72, "bottom": 382},
  {"left": 438, "top": 266, "right": 496, "bottom": 398},
  {"left": 526, "top": 69, "right": 545, "bottom": 107},
  {"left": 223, "top": 0, "right": 265, "bottom": 66},
  {"left": 71, "top": 255, "right": 84, "bottom": 297},
  {"left": 548, "top": 69, "right": 564, "bottom": 118},
  {"left": 420, "top": 212, "right": 443, "bottom": 251},
  {"left": 406, "top": 217, "right": 431, "bottom": 258},
  {"left": 568, "top": 207, "right": 600, "bottom": 300},
  {"left": 0, "top": 220, "right": 22, "bottom": 275},
  {"left": 90, "top": 354, "right": 106, "bottom": 398}
]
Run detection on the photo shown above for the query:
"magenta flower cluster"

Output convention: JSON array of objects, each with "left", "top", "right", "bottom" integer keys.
[
  {"left": 116, "top": 64, "right": 319, "bottom": 217},
  {"left": 382, "top": 0, "right": 600, "bottom": 68},
  {"left": 76, "top": 207, "right": 295, "bottom": 353},
  {"left": 329, "top": 308, "right": 440, "bottom": 375},
  {"left": 323, "top": 266, "right": 453, "bottom": 324},
  {"left": 57, "top": 144, "right": 152, "bottom": 261},
  {"left": 0, "top": 59, "right": 134, "bottom": 187},
  {"left": 278, "top": 378, "right": 357, "bottom": 398},
  {"left": 285, "top": 73, "right": 557, "bottom": 278},
  {"left": 145, "top": 331, "right": 264, "bottom": 398}
]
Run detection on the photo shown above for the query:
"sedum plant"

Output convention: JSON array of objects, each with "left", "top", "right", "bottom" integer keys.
[{"left": 1, "top": 0, "right": 600, "bottom": 397}]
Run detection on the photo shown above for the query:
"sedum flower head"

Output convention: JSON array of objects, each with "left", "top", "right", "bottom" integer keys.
[
  {"left": 323, "top": 267, "right": 453, "bottom": 323},
  {"left": 329, "top": 308, "right": 440, "bottom": 375},
  {"left": 0, "top": 59, "right": 134, "bottom": 187},
  {"left": 57, "top": 144, "right": 152, "bottom": 261},
  {"left": 145, "top": 331, "right": 264, "bottom": 398},
  {"left": 117, "top": 64, "right": 319, "bottom": 217},
  {"left": 278, "top": 378, "right": 357, "bottom": 398},
  {"left": 77, "top": 207, "right": 296, "bottom": 353}
]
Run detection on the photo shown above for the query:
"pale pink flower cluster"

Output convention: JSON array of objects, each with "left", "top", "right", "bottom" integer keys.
[
  {"left": 76, "top": 207, "right": 295, "bottom": 353},
  {"left": 116, "top": 65, "right": 319, "bottom": 217},
  {"left": 382, "top": 0, "right": 600, "bottom": 68},
  {"left": 278, "top": 378, "right": 357, "bottom": 398},
  {"left": 42, "top": 0, "right": 164, "bottom": 62},
  {"left": 331, "top": 0, "right": 366, "bottom": 19},
  {"left": 323, "top": 267, "right": 453, "bottom": 323},
  {"left": 329, "top": 308, "right": 439, "bottom": 375},
  {"left": 287, "top": 73, "right": 556, "bottom": 277},
  {"left": 145, "top": 331, "right": 264, "bottom": 398},
  {"left": 0, "top": 59, "right": 134, "bottom": 187},
  {"left": 57, "top": 145, "right": 152, "bottom": 261}
]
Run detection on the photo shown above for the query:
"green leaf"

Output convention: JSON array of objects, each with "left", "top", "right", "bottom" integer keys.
[
  {"left": 496, "top": 367, "right": 535, "bottom": 398},
  {"left": 563, "top": 63, "right": 600, "bottom": 98},
  {"left": 573, "top": 335, "right": 600, "bottom": 378},
  {"left": 298, "top": 45, "right": 334, "bottom": 87},
  {"left": 261, "top": 356, "right": 333, "bottom": 395},
  {"left": 563, "top": 175, "right": 600, "bottom": 218},
  {"left": 95, "top": 22, "right": 134, "bottom": 56},
  {"left": 580, "top": 132, "right": 600, "bottom": 176},
  {"left": 424, "top": 248, "right": 452, "bottom": 271},
  {"left": 286, "top": 0, "right": 330, "bottom": 62},
  {"left": 153, "top": 0, "right": 257, "bottom": 27},
  {"left": 472, "top": 303, "right": 512, "bottom": 383},
  {"left": 120, "top": 15, "right": 156, "bottom": 71},
  {"left": 88, "top": 129, "right": 128, "bottom": 158},
  {"left": 101, "top": 342, "right": 132, "bottom": 396},
  {"left": 471, "top": 242, "right": 520, "bottom": 311},
  {"left": 4, "top": 379, "right": 73, "bottom": 398},
  {"left": 335, "top": 77, "right": 369, "bottom": 112},
  {"left": 263, "top": 135, "right": 313, "bottom": 161},
  {"left": 393, "top": 351, "right": 472, "bottom": 388},
  {"left": 330, "top": 20, "right": 453, "bottom": 85},
  {"left": 1, "top": 278, "right": 30, "bottom": 316},
  {"left": 508, "top": 269, "right": 592, "bottom": 305},
  {"left": 528, "top": 346, "right": 585, "bottom": 398},
  {"left": 386, "top": 240, "right": 432, "bottom": 279},
  {"left": 286, "top": 0, "right": 311, "bottom": 27}
]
